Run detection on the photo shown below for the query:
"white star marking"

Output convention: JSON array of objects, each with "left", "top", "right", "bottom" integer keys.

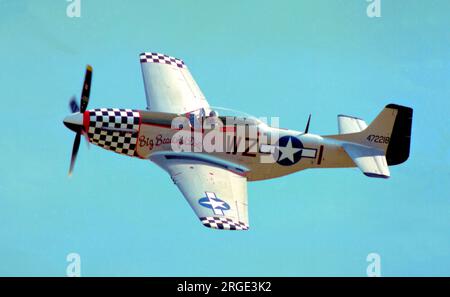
[
  {"left": 277, "top": 138, "right": 302, "bottom": 163},
  {"left": 204, "top": 192, "right": 227, "bottom": 215}
]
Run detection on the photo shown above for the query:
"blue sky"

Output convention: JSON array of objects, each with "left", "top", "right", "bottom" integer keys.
[{"left": 0, "top": 0, "right": 449, "bottom": 276}]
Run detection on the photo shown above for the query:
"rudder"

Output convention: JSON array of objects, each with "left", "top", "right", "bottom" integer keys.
[{"left": 384, "top": 104, "right": 413, "bottom": 165}]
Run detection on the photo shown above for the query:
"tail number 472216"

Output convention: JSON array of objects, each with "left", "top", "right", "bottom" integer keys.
[{"left": 366, "top": 135, "right": 390, "bottom": 144}]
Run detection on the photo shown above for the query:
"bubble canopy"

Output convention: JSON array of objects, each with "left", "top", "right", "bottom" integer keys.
[{"left": 206, "top": 106, "right": 265, "bottom": 125}]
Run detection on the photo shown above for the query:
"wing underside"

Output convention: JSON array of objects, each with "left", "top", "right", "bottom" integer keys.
[{"left": 150, "top": 152, "right": 249, "bottom": 230}]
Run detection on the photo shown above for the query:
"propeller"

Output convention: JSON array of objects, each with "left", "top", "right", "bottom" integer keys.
[
  {"left": 65, "top": 65, "right": 92, "bottom": 176},
  {"left": 69, "top": 96, "right": 79, "bottom": 113},
  {"left": 69, "top": 132, "right": 81, "bottom": 176},
  {"left": 304, "top": 114, "right": 311, "bottom": 134}
]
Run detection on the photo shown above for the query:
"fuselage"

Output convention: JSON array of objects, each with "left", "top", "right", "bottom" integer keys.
[{"left": 79, "top": 107, "right": 355, "bottom": 181}]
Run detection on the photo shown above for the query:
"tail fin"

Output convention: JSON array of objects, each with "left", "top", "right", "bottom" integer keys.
[
  {"left": 361, "top": 105, "right": 399, "bottom": 153},
  {"left": 329, "top": 104, "right": 413, "bottom": 166},
  {"left": 326, "top": 104, "right": 413, "bottom": 178}
]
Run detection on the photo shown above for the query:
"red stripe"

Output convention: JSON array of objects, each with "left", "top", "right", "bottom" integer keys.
[
  {"left": 221, "top": 126, "right": 236, "bottom": 133},
  {"left": 135, "top": 111, "right": 146, "bottom": 159},
  {"left": 83, "top": 111, "right": 90, "bottom": 141},
  {"left": 317, "top": 145, "right": 324, "bottom": 165}
]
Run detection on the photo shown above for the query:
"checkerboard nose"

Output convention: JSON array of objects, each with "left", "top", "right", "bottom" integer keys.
[{"left": 86, "top": 108, "right": 141, "bottom": 157}]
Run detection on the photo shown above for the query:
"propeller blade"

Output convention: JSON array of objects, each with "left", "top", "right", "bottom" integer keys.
[
  {"left": 305, "top": 114, "right": 311, "bottom": 134},
  {"left": 79, "top": 65, "right": 92, "bottom": 113},
  {"left": 69, "top": 132, "right": 81, "bottom": 176},
  {"left": 69, "top": 96, "right": 79, "bottom": 113},
  {"left": 66, "top": 65, "right": 93, "bottom": 177}
]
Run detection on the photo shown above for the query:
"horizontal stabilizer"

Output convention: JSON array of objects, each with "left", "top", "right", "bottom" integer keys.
[{"left": 342, "top": 143, "right": 390, "bottom": 178}]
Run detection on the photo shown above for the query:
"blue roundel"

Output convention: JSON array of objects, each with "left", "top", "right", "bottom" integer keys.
[
  {"left": 198, "top": 193, "right": 230, "bottom": 215},
  {"left": 276, "top": 135, "right": 304, "bottom": 166}
]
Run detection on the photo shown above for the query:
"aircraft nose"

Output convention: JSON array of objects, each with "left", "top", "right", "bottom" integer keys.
[{"left": 63, "top": 112, "right": 84, "bottom": 133}]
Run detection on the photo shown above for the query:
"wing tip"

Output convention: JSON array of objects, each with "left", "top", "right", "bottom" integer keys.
[
  {"left": 200, "top": 217, "right": 249, "bottom": 231},
  {"left": 139, "top": 52, "right": 186, "bottom": 69},
  {"left": 364, "top": 172, "right": 390, "bottom": 179}
]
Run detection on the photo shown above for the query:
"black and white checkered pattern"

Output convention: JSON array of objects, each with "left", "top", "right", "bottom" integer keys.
[
  {"left": 200, "top": 217, "right": 249, "bottom": 231},
  {"left": 88, "top": 108, "right": 140, "bottom": 156},
  {"left": 139, "top": 52, "right": 186, "bottom": 69}
]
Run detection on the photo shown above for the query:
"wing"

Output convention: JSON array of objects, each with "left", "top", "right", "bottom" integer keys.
[
  {"left": 150, "top": 153, "right": 249, "bottom": 230},
  {"left": 342, "top": 143, "right": 390, "bottom": 178},
  {"left": 338, "top": 115, "right": 368, "bottom": 134},
  {"left": 140, "top": 52, "right": 209, "bottom": 114}
]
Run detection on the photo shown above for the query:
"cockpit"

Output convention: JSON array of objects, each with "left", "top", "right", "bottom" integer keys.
[
  {"left": 139, "top": 106, "right": 266, "bottom": 131},
  {"left": 189, "top": 106, "right": 264, "bottom": 127}
]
